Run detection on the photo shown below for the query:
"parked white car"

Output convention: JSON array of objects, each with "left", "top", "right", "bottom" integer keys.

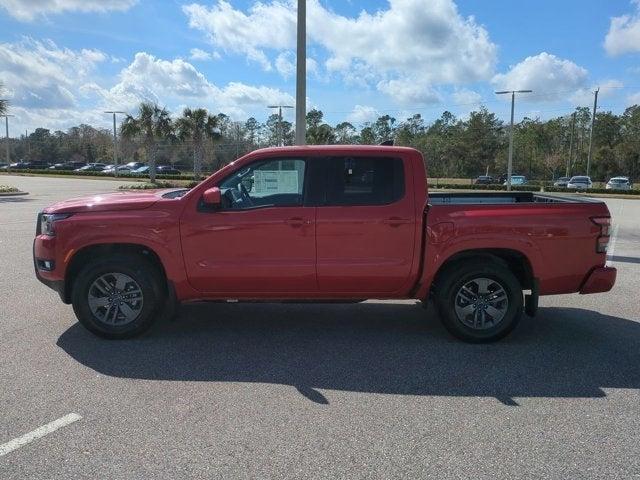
[
  {"left": 567, "top": 176, "right": 592, "bottom": 190},
  {"left": 503, "top": 175, "right": 527, "bottom": 186},
  {"left": 606, "top": 177, "right": 631, "bottom": 191}
]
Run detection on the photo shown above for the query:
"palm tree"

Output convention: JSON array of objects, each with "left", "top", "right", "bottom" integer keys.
[
  {"left": 120, "top": 102, "right": 174, "bottom": 183},
  {"left": 0, "top": 83, "right": 8, "bottom": 116},
  {"left": 175, "top": 108, "right": 221, "bottom": 179}
]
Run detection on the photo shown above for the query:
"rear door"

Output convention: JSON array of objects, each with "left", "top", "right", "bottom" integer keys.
[{"left": 315, "top": 155, "right": 417, "bottom": 294}]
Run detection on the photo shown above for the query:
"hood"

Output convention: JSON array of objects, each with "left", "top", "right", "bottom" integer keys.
[{"left": 43, "top": 190, "right": 168, "bottom": 214}]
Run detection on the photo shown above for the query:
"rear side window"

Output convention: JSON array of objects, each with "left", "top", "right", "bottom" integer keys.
[{"left": 325, "top": 156, "right": 405, "bottom": 206}]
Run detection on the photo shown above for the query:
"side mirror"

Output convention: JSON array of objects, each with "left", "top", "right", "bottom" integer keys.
[{"left": 202, "top": 187, "right": 221, "bottom": 206}]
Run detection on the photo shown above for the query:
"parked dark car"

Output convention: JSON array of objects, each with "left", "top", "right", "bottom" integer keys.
[
  {"left": 131, "top": 165, "right": 182, "bottom": 175},
  {"left": 157, "top": 165, "right": 182, "bottom": 175},
  {"left": 474, "top": 175, "right": 494, "bottom": 185},
  {"left": 27, "top": 162, "right": 50, "bottom": 169},
  {"left": 125, "top": 162, "right": 146, "bottom": 170},
  {"left": 4, "top": 161, "right": 47, "bottom": 169},
  {"left": 50, "top": 162, "right": 87, "bottom": 171},
  {"left": 75, "top": 163, "right": 106, "bottom": 172},
  {"left": 553, "top": 176, "right": 571, "bottom": 187}
]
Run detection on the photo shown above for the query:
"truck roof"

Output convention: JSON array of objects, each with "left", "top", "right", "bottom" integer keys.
[{"left": 247, "top": 145, "right": 421, "bottom": 157}]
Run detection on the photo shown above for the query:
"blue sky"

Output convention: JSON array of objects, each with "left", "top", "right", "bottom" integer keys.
[{"left": 1, "top": 0, "right": 640, "bottom": 135}]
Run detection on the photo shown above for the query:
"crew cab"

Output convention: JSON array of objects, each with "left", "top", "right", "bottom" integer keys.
[{"left": 33, "top": 146, "right": 617, "bottom": 342}]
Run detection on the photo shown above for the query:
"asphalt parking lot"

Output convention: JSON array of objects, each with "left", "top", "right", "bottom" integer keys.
[{"left": 1, "top": 174, "right": 639, "bottom": 479}]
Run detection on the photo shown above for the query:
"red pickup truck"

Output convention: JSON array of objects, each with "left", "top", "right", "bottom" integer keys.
[{"left": 34, "top": 145, "right": 616, "bottom": 342}]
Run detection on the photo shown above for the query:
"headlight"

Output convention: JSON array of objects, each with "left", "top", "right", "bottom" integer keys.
[{"left": 39, "top": 213, "right": 72, "bottom": 236}]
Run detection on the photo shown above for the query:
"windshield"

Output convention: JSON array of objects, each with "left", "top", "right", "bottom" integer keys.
[{"left": 570, "top": 177, "right": 589, "bottom": 182}]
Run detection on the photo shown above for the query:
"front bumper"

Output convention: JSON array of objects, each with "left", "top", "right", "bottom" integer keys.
[
  {"left": 33, "top": 238, "right": 67, "bottom": 302},
  {"left": 579, "top": 266, "right": 617, "bottom": 294}
]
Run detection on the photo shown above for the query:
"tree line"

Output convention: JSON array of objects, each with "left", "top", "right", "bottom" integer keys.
[{"left": 5, "top": 101, "right": 640, "bottom": 181}]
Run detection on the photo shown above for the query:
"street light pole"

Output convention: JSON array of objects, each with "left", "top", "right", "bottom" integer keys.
[
  {"left": 295, "top": 0, "right": 306, "bottom": 145},
  {"left": 268, "top": 105, "right": 293, "bottom": 146},
  {"left": 495, "top": 90, "right": 533, "bottom": 191},
  {"left": 586, "top": 87, "right": 599, "bottom": 177},
  {"left": 1, "top": 114, "right": 14, "bottom": 171},
  {"left": 105, "top": 111, "right": 126, "bottom": 177}
]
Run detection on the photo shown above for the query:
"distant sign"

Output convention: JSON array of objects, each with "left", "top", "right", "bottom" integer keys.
[{"left": 253, "top": 170, "right": 299, "bottom": 195}]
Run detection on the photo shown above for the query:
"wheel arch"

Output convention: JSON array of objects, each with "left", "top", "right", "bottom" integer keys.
[
  {"left": 63, "top": 243, "right": 168, "bottom": 304},
  {"left": 430, "top": 248, "right": 535, "bottom": 296}
]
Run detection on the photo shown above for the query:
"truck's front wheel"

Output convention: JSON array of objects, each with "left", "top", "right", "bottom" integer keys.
[
  {"left": 71, "top": 254, "right": 163, "bottom": 339},
  {"left": 434, "top": 260, "right": 523, "bottom": 343}
]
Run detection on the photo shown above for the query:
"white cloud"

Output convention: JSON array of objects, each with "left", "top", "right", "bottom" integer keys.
[
  {"left": 376, "top": 78, "right": 441, "bottom": 105},
  {"left": 0, "top": 0, "right": 137, "bottom": 21},
  {"left": 570, "top": 79, "right": 624, "bottom": 105},
  {"left": 492, "top": 52, "right": 588, "bottom": 101},
  {"left": 452, "top": 88, "right": 482, "bottom": 105},
  {"left": 347, "top": 105, "right": 379, "bottom": 125},
  {"left": 306, "top": 58, "right": 319, "bottom": 76},
  {"left": 184, "top": 0, "right": 498, "bottom": 98},
  {"left": 274, "top": 52, "right": 320, "bottom": 80},
  {"left": 84, "top": 52, "right": 294, "bottom": 117},
  {"left": 275, "top": 52, "right": 295, "bottom": 79},
  {"left": 119, "top": 52, "right": 215, "bottom": 99},
  {"left": 604, "top": 0, "right": 640, "bottom": 56},
  {"left": 311, "top": 0, "right": 496, "bottom": 84},
  {"left": 0, "top": 38, "right": 107, "bottom": 109},
  {"left": 183, "top": 1, "right": 295, "bottom": 71},
  {"left": 1, "top": 42, "right": 294, "bottom": 133},
  {"left": 189, "top": 48, "right": 220, "bottom": 61},
  {"left": 627, "top": 91, "right": 640, "bottom": 106}
]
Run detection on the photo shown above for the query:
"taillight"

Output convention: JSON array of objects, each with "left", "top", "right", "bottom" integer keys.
[{"left": 591, "top": 217, "right": 611, "bottom": 253}]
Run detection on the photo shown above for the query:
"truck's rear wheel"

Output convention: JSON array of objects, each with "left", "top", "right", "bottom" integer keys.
[
  {"left": 434, "top": 260, "right": 523, "bottom": 343},
  {"left": 71, "top": 254, "right": 163, "bottom": 339}
]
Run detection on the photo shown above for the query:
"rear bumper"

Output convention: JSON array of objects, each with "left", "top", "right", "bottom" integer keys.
[{"left": 580, "top": 266, "right": 617, "bottom": 294}]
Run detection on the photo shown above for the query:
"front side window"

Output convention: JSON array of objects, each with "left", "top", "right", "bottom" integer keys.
[
  {"left": 325, "top": 156, "right": 405, "bottom": 206},
  {"left": 219, "top": 158, "right": 306, "bottom": 210}
]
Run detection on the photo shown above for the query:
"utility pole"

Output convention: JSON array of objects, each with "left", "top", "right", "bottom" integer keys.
[
  {"left": 567, "top": 112, "right": 576, "bottom": 178},
  {"left": 295, "top": 0, "right": 306, "bottom": 145},
  {"left": 495, "top": 90, "right": 533, "bottom": 191},
  {"left": 268, "top": 105, "right": 293, "bottom": 146},
  {"left": 104, "top": 111, "right": 126, "bottom": 177},
  {"left": 1, "top": 114, "right": 14, "bottom": 171},
  {"left": 586, "top": 88, "right": 599, "bottom": 177}
]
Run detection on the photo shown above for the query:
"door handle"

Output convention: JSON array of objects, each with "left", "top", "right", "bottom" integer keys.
[
  {"left": 382, "top": 217, "right": 412, "bottom": 227},
  {"left": 285, "top": 217, "right": 311, "bottom": 228}
]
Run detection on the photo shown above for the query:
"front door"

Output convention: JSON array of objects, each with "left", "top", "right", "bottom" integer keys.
[{"left": 181, "top": 158, "right": 317, "bottom": 295}]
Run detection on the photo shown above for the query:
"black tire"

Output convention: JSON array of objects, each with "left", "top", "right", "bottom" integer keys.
[
  {"left": 71, "top": 253, "right": 164, "bottom": 339},
  {"left": 434, "top": 259, "right": 523, "bottom": 343}
]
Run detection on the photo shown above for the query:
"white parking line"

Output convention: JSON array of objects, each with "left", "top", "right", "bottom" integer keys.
[
  {"left": 0, "top": 413, "right": 82, "bottom": 457},
  {"left": 606, "top": 224, "right": 620, "bottom": 267}
]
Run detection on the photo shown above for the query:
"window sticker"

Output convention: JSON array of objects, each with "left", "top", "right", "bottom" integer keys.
[{"left": 253, "top": 170, "right": 300, "bottom": 195}]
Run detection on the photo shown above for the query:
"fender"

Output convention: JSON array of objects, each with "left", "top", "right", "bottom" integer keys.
[{"left": 415, "top": 234, "right": 543, "bottom": 300}]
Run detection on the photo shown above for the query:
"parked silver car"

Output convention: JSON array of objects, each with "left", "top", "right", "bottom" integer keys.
[
  {"left": 567, "top": 176, "right": 592, "bottom": 190},
  {"left": 606, "top": 176, "right": 632, "bottom": 191}
]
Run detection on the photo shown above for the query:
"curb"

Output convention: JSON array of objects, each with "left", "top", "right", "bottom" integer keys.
[{"left": 0, "top": 191, "right": 29, "bottom": 197}]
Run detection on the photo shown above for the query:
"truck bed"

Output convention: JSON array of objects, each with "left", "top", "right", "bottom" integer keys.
[{"left": 428, "top": 191, "right": 604, "bottom": 205}]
